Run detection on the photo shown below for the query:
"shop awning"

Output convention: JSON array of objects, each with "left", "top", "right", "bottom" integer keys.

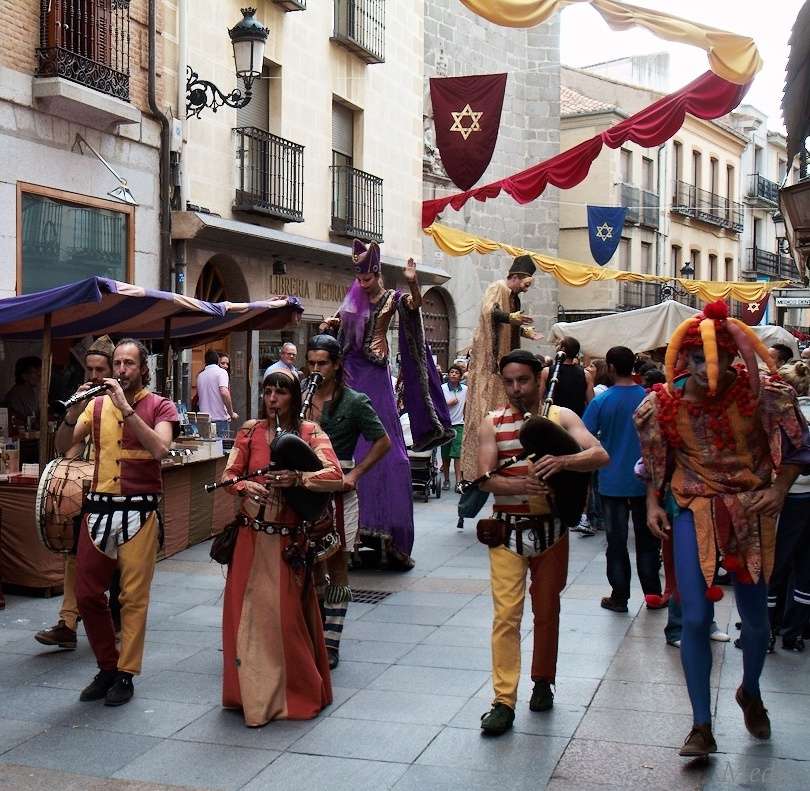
[
  {"left": 0, "top": 276, "right": 303, "bottom": 346},
  {"left": 551, "top": 301, "right": 799, "bottom": 357},
  {"left": 173, "top": 211, "right": 452, "bottom": 285}
]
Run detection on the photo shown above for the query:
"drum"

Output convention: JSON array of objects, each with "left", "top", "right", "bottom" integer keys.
[{"left": 35, "top": 457, "right": 94, "bottom": 553}]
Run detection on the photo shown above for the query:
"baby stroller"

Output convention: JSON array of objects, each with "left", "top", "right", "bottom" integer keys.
[{"left": 400, "top": 413, "right": 441, "bottom": 502}]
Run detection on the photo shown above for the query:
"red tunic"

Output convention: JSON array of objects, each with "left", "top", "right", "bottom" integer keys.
[{"left": 221, "top": 420, "right": 343, "bottom": 726}]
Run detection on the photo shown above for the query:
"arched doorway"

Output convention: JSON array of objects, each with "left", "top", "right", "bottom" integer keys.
[
  {"left": 189, "top": 256, "right": 249, "bottom": 417},
  {"left": 422, "top": 287, "right": 451, "bottom": 372}
]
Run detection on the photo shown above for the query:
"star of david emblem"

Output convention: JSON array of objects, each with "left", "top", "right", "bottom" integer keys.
[
  {"left": 449, "top": 104, "right": 483, "bottom": 141},
  {"left": 747, "top": 302, "right": 760, "bottom": 313},
  {"left": 595, "top": 222, "right": 613, "bottom": 242}
]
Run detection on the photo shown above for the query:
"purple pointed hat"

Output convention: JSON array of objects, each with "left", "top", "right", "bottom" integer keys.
[{"left": 352, "top": 239, "right": 381, "bottom": 274}]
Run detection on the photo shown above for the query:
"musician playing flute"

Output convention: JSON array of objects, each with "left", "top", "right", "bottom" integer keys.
[
  {"left": 221, "top": 369, "right": 343, "bottom": 726},
  {"left": 62, "top": 339, "right": 178, "bottom": 707},
  {"left": 38, "top": 335, "right": 116, "bottom": 651},
  {"left": 304, "top": 334, "right": 391, "bottom": 669},
  {"left": 478, "top": 350, "right": 608, "bottom": 736}
]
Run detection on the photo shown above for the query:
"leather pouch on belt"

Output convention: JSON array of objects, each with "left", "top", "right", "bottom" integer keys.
[{"left": 476, "top": 518, "right": 506, "bottom": 548}]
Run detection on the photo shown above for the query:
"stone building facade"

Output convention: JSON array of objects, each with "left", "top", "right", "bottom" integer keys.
[
  {"left": 0, "top": 0, "right": 167, "bottom": 394},
  {"left": 422, "top": 0, "right": 560, "bottom": 363}
]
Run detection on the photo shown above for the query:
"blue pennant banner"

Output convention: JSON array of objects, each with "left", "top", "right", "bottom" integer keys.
[{"left": 587, "top": 205, "right": 628, "bottom": 265}]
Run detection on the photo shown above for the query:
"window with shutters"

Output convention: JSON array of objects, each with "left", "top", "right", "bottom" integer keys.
[
  {"left": 36, "top": 0, "right": 131, "bottom": 101},
  {"left": 330, "top": 101, "right": 382, "bottom": 241},
  {"left": 233, "top": 65, "right": 304, "bottom": 222}
]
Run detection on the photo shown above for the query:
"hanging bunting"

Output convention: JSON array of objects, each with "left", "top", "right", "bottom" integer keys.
[
  {"left": 423, "top": 222, "right": 791, "bottom": 304},
  {"left": 458, "top": 1, "right": 762, "bottom": 85},
  {"left": 739, "top": 294, "right": 770, "bottom": 326},
  {"left": 587, "top": 206, "right": 627, "bottom": 265},
  {"left": 422, "top": 70, "right": 749, "bottom": 227},
  {"left": 429, "top": 73, "right": 508, "bottom": 191}
]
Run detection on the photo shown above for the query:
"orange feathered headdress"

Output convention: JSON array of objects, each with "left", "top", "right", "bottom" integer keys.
[{"left": 664, "top": 300, "right": 777, "bottom": 396}]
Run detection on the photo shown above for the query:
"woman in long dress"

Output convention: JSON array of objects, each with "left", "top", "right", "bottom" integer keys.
[
  {"left": 322, "top": 240, "right": 452, "bottom": 568},
  {"left": 221, "top": 370, "right": 343, "bottom": 726}
]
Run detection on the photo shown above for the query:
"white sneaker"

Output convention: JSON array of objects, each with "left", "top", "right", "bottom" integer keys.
[
  {"left": 710, "top": 629, "right": 730, "bottom": 642},
  {"left": 667, "top": 639, "right": 681, "bottom": 648}
]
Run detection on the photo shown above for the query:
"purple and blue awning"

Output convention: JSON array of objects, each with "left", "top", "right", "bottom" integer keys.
[{"left": 0, "top": 277, "right": 303, "bottom": 345}]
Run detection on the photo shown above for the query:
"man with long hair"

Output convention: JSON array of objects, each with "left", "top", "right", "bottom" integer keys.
[
  {"left": 304, "top": 334, "right": 390, "bottom": 668},
  {"left": 63, "top": 338, "right": 178, "bottom": 706}
]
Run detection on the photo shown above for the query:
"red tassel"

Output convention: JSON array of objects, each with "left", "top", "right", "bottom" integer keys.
[
  {"left": 722, "top": 555, "right": 741, "bottom": 573},
  {"left": 703, "top": 300, "right": 729, "bottom": 320},
  {"left": 705, "top": 585, "right": 724, "bottom": 602},
  {"left": 645, "top": 594, "right": 670, "bottom": 609}
]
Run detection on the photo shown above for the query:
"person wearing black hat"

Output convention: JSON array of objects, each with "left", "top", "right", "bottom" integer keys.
[
  {"left": 304, "top": 334, "right": 391, "bottom": 669},
  {"left": 460, "top": 255, "right": 543, "bottom": 481},
  {"left": 477, "top": 350, "right": 608, "bottom": 735}
]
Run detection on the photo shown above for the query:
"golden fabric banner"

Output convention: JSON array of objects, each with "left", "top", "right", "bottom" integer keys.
[
  {"left": 424, "top": 223, "right": 789, "bottom": 303},
  {"left": 459, "top": 0, "right": 762, "bottom": 85}
]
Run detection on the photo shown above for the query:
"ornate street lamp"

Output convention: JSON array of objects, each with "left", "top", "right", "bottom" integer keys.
[{"left": 186, "top": 8, "right": 269, "bottom": 119}]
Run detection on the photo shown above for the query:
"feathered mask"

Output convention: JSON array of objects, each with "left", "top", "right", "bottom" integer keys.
[{"left": 664, "top": 300, "right": 776, "bottom": 396}]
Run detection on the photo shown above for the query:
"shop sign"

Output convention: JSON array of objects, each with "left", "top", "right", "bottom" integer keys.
[
  {"left": 269, "top": 275, "right": 350, "bottom": 306},
  {"left": 774, "top": 291, "right": 810, "bottom": 307}
]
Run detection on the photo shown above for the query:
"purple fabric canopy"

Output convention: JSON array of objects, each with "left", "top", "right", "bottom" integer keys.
[{"left": 0, "top": 277, "right": 303, "bottom": 345}]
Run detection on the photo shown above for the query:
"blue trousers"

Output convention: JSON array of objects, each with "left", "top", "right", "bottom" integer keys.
[{"left": 673, "top": 510, "right": 770, "bottom": 726}]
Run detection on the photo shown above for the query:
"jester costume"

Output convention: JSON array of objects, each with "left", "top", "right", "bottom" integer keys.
[
  {"left": 634, "top": 300, "right": 810, "bottom": 755},
  {"left": 334, "top": 240, "right": 452, "bottom": 564},
  {"left": 461, "top": 255, "right": 537, "bottom": 480}
]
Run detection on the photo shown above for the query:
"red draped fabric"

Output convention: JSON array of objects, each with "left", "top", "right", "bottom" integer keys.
[{"left": 422, "top": 71, "right": 750, "bottom": 228}]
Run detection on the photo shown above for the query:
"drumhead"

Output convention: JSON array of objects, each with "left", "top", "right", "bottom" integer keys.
[
  {"left": 34, "top": 458, "right": 64, "bottom": 548},
  {"left": 35, "top": 456, "right": 93, "bottom": 553}
]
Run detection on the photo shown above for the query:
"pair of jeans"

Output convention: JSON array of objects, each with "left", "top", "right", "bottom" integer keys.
[
  {"left": 768, "top": 493, "right": 810, "bottom": 641},
  {"left": 214, "top": 419, "right": 231, "bottom": 438},
  {"left": 601, "top": 495, "right": 661, "bottom": 604}
]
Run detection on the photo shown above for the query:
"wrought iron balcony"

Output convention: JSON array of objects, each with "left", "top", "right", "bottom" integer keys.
[
  {"left": 745, "top": 173, "right": 779, "bottom": 206},
  {"left": 641, "top": 190, "right": 659, "bottom": 229},
  {"left": 671, "top": 180, "right": 743, "bottom": 233},
  {"left": 332, "top": 0, "right": 385, "bottom": 64},
  {"left": 619, "top": 183, "right": 640, "bottom": 225},
  {"left": 36, "top": 0, "right": 131, "bottom": 101},
  {"left": 272, "top": 0, "right": 306, "bottom": 9},
  {"left": 331, "top": 165, "right": 383, "bottom": 242},
  {"left": 746, "top": 247, "right": 802, "bottom": 281},
  {"left": 234, "top": 127, "right": 304, "bottom": 223}
]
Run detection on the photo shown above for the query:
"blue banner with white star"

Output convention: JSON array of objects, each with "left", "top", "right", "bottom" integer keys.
[{"left": 587, "top": 206, "right": 627, "bottom": 265}]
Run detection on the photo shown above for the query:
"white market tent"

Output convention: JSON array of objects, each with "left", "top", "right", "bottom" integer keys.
[{"left": 550, "top": 301, "right": 799, "bottom": 358}]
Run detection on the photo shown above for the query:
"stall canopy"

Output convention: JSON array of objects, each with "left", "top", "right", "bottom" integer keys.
[
  {"left": 551, "top": 302, "right": 800, "bottom": 358},
  {"left": 0, "top": 277, "right": 303, "bottom": 345}
]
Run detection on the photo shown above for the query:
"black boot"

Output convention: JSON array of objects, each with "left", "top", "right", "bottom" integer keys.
[
  {"left": 105, "top": 672, "right": 134, "bottom": 707},
  {"left": 79, "top": 669, "right": 118, "bottom": 702}
]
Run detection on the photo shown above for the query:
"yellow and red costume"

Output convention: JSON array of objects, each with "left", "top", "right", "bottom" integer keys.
[{"left": 75, "top": 389, "right": 178, "bottom": 675}]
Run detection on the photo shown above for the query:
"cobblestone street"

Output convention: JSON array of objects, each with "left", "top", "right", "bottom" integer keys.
[{"left": 1, "top": 492, "right": 808, "bottom": 790}]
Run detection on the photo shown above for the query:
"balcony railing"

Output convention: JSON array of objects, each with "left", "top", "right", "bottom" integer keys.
[
  {"left": 671, "top": 180, "right": 743, "bottom": 233},
  {"left": 332, "top": 0, "right": 385, "bottom": 64},
  {"left": 234, "top": 128, "right": 304, "bottom": 223},
  {"left": 641, "top": 190, "right": 659, "bottom": 229},
  {"left": 746, "top": 247, "right": 802, "bottom": 281},
  {"left": 620, "top": 183, "right": 640, "bottom": 225},
  {"left": 37, "top": 0, "right": 131, "bottom": 101},
  {"left": 272, "top": 0, "right": 306, "bottom": 9},
  {"left": 745, "top": 173, "right": 779, "bottom": 206},
  {"left": 331, "top": 165, "right": 383, "bottom": 242},
  {"left": 618, "top": 183, "right": 659, "bottom": 229}
]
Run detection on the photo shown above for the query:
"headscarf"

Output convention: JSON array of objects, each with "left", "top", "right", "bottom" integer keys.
[{"left": 337, "top": 239, "right": 381, "bottom": 352}]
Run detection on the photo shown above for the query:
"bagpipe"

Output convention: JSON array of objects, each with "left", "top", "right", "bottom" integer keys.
[{"left": 457, "top": 351, "right": 589, "bottom": 527}]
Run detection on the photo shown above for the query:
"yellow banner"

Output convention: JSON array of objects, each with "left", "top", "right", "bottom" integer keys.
[
  {"left": 459, "top": 0, "right": 762, "bottom": 85},
  {"left": 424, "top": 222, "right": 789, "bottom": 303}
]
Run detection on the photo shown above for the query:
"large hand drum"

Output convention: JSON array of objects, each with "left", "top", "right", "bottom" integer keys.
[
  {"left": 520, "top": 416, "right": 590, "bottom": 527},
  {"left": 35, "top": 457, "right": 93, "bottom": 553}
]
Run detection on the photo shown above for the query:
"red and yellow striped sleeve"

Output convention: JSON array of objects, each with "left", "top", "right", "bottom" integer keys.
[{"left": 301, "top": 422, "right": 344, "bottom": 492}]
